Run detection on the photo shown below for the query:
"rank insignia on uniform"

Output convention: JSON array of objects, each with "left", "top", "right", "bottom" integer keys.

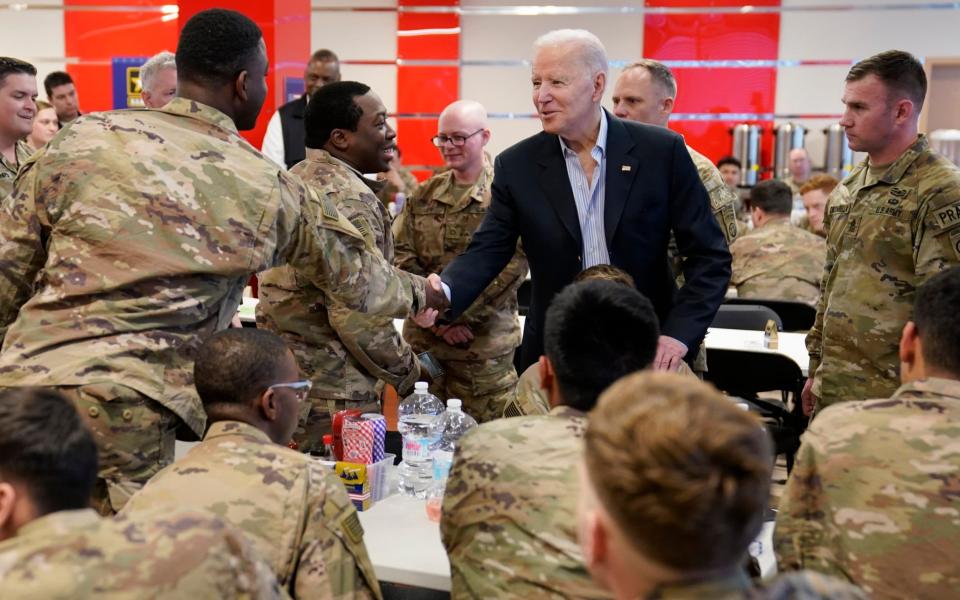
[{"left": 890, "top": 187, "right": 908, "bottom": 198}]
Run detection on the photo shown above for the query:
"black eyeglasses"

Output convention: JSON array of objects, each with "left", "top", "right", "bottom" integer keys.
[
  {"left": 431, "top": 129, "right": 484, "bottom": 147},
  {"left": 268, "top": 380, "right": 312, "bottom": 402}
]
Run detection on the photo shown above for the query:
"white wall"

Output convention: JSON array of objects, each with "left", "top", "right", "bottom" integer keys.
[{"left": 0, "top": 1, "right": 66, "bottom": 99}]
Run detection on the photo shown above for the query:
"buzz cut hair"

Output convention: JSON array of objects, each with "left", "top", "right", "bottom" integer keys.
[
  {"left": 194, "top": 328, "right": 293, "bottom": 410},
  {"left": 176, "top": 8, "right": 263, "bottom": 86},
  {"left": 913, "top": 266, "right": 960, "bottom": 377},
  {"left": 533, "top": 29, "right": 608, "bottom": 79},
  {"left": 310, "top": 48, "right": 339, "bottom": 64},
  {"left": 624, "top": 59, "right": 677, "bottom": 98},
  {"left": 0, "top": 57, "right": 36, "bottom": 88},
  {"left": 846, "top": 49, "right": 927, "bottom": 111},
  {"left": 140, "top": 50, "right": 176, "bottom": 93}
]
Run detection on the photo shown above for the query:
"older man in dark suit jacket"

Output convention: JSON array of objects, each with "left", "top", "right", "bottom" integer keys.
[{"left": 439, "top": 29, "right": 731, "bottom": 372}]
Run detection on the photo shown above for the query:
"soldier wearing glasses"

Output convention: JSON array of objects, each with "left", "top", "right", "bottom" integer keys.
[
  {"left": 394, "top": 100, "right": 527, "bottom": 422},
  {"left": 122, "top": 328, "right": 382, "bottom": 600}
]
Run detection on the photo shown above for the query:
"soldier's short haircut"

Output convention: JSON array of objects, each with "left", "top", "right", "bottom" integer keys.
[
  {"left": 176, "top": 9, "right": 263, "bottom": 86},
  {"left": 717, "top": 155, "right": 741, "bottom": 170},
  {"left": 799, "top": 173, "right": 839, "bottom": 197},
  {"left": 310, "top": 48, "right": 340, "bottom": 64},
  {"left": 304, "top": 81, "right": 371, "bottom": 149},
  {"left": 0, "top": 388, "right": 98, "bottom": 515},
  {"left": 0, "top": 57, "right": 37, "bottom": 88},
  {"left": 543, "top": 280, "right": 659, "bottom": 412},
  {"left": 913, "top": 266, "right": 960, "bottom": 376},
  {"left": 194, "top": 328, "right": 293, "bottom": 409},
  {"left": 140, "top": 50, "right": 176, "bottom": 93},
  {"left": 749, "top": 179, "right": 793, "bottom": 216},
  {"left": 42, "top": 70, "right": 72, "bottom": 97},
  {"left": 624, "top": 59, "right": 677, "bottom": 98},
  {"left": 846, "top": 50, "right": 927, "bottom": 111},
  {"left": 585, "top": 371, "right": 773, "bottom": 571},
  {"left": 573, "top": 264, "right": 635, "bottom": 288}
]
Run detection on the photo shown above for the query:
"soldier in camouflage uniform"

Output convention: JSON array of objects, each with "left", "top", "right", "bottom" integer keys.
[
  {"left": 580, "top": 371, "right": 865, "bottom": 600},
  {"left": 730, "top": 180, "right": 826, "bottom": 306},
  {"left": 123, "top": 329, "right": 381, "bottom": 600},
  {"left": 0, "top": 57, "right": 38, "bottom": 198},
  {"left": 394, "top": 100, "right": 527, "bottom": 422},
  {"left": 776, "top": 267, "right": 960, "bottom": 599},
  {"left": 258, "top": 82, "right": 420, "bottom": 451},
  {"left": 0, "top": 387, "right": 284, "bottom": 600},
  {"left": 782, "top": 148, "right": 812, "bottom": 196},
  {"left": 798, "top": 174, "right": 837, "bottom": 238},
  {"left": 803, "top": 51, "right": 960, "bottom": 414},
  {"left": 442, "top": 280, "right": 659, "bottom": 597},
  {"left": 0, "top": 11, "right": 438, "bottom": 514},
  {"left": 611, "top": 60, "right": 739, "bottom": 375}
]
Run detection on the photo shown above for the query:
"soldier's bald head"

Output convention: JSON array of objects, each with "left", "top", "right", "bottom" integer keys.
[{"left": 439, "top": 100, "right": 488, "bottom": 131}]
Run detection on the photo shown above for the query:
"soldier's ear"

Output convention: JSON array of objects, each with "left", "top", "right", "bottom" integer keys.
[
  {"left": 259, "top": 388, "right": 279, "bottom": 422},
  {"left": 0, "top": 482, "right": 17, "bottom": 536},
  {"left": 899, "top": 321, "right": 921, "bottom": 378},
  {"left": 235, "top": 69, "right": 250, "bottom": 103},
  {"left": 329, "top": 128, "right": 350, "bottom": 151}
]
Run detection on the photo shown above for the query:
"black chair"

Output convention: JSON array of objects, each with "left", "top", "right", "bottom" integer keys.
[
  {"left": 704, "top": 348, "right": 808, "bottom": 472},
  {"left": 725, "top": 297, "right": 816, "bottom": 332},
  {"left": 711, "top": 304, "right": 782, "bottom": 331}
]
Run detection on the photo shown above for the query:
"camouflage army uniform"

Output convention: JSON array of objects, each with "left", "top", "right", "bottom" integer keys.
[
  {"left": 729, "top": 217, "right": 826, "bottom": 306},
  {"left": 441, "top": 405, "right": 607, "bottom": 598},
  {"left": 394, "top": 164, "right": 527, "bottom": 422},
  {"left": 649, "top": 570, "right": 865, "bottom": 599},
  {"left": 0, "top": 99, "right": 425, "bottom": 513},
  {"left": 0, "top": 507, "right": 286, "bottom": 599},
  {"left": 258, "top": 150, "right": 419, "bottom": 451},
  {"left": 783, "top": 175, "right": 805, "bottom": 197},
  {"left": 122, "top": 420, "right": 381, "bottom": 600},
  {"left": 673, "top": 146, "right": 740, "bottom": 374},
  {"left": 775, "top": 377, "right": 960, "bottom": 598},
  {"left": 375, "top": 165, "right": 418, "bottom": 207},
  {"left": 807, "top": 135, "right": 960, "bottom": 408},
  {"left": 0, "top": 140, "right": 32, "bottom": 198}
]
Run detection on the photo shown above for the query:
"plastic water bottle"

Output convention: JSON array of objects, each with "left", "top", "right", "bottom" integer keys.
[
  {"left": 425, "top": 399, "right": 477, "bottom": 521},
  {"left": 397, "top": 382, "right": 444, "bottom": 498}
]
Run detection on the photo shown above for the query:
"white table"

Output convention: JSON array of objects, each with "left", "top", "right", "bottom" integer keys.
[
  {"left": 704, "top": 328, "right": 809, "bottom": 376},
  {"left": 241, "top": 296, "right": 806, "bottom": 376},
  {"left": 358, "top": 493, "right": 451, "bottom": 591}
]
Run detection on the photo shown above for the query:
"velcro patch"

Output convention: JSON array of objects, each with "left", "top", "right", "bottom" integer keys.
[
  {"left": 829, "top": 204, "right": 850, "bottom": 216},
  {"left": 950, "top": 228, "right": 960, "bottom": 259},
  {"left": 934, "top": 201, "right": 960, "bottom": 230},
  {"left": 342, "top": 511, "right": 364, "bottom": 545}
]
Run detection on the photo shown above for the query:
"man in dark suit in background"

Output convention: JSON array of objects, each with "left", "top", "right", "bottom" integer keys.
[{"left": 439, "top": 29, "right": 731, "bottom": 372}]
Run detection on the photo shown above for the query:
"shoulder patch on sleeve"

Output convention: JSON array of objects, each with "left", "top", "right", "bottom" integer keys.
[{"left": 342, "top": 511, "right": 364, "bottom": 545}]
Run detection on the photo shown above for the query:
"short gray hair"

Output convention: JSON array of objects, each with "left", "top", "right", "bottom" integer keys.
[
  {"left": 533, "top": 29, "right": 608, "bottom": 79},
  {"left": 140, "top": 50, "right": 176, "bottom": 93},
  {"left": 624, "top": 59, "right": 677, "bottom": 98}
]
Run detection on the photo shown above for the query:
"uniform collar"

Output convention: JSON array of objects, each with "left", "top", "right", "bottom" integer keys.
[
  {"left": 158, "top": 97, "right": 239, "bottom": 136},
  {"left": 649, "top": 570, "right": 752, "bottom": 599},
  {"left": 14, "top": 508, "right": 100, "bottom": 538},
  {"left": 306, "top": 148, "right": 384, "bottom": 193},
  {"left": 758, "top": 216, "right": 792, "bottom": 229},
  {"left": 204, "top": 419, "right": 273, "bottom": 443},
  {"left": 858, "top": 134, "right": 929, "bottom": 186},
  {"left": 0, "top": 140, "right": 31, "bottom": 174},
  {"left": 430, "top": 163, "right": 494, "bottom": 208},
  {"left": 548, "top": 405, "right": 587, "bottom": 419},
  {"left": 892, "top": 377, "right": 960, "bottom": 402}
]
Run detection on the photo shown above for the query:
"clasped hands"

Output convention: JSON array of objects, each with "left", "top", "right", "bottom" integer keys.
[{"left": 412, "top": 273, "right": 448, "bottom": 328}]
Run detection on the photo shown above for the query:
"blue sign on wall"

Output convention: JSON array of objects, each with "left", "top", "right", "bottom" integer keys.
[
  {"left": 284, "top": 77, "right": 305, "bottom": 104},
  {"left": 112, "top": 56, "right": 148, "bottom": 109}
]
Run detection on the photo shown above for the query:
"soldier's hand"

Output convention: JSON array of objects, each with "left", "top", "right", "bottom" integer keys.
[
  {"left": 801, "top": 377, "right": 818, "bottom": 416},
  {"left": 438, "top": 324, "right": 474, "bottom": 346},
  {"left": 412, "top": 308, "right": 439, "bottom": 328},
  {"left": 424, "top": 273, "right": 449, "bottom": 312}
]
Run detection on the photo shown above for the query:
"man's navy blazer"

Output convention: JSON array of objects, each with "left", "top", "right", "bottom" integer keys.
[{"left": 441, "top": 111, "right": 732, "bottom": 370}]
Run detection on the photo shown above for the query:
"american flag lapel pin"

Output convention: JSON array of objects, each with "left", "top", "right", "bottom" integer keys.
[{"left": 621, "top": 165, "right": 631, "bottom": 172}]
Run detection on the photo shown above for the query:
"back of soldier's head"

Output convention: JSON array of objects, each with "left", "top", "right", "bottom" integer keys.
[
  {"left": 585, "top": 371, "right": 773, "bottom": 571},
  {"left": 304, "top": 80, "right": 371, "bottom": 149},
  {"left": 914, "top": 266, "right": 960, "bottom": 377},
  {"left": 0, "top": 388, "right": 97, "bottom": 516},
  {"left": 194, "top": 328, "right": 293, "bottom": 412},
  {"left": 750, "top": 179, "right": 793, "bottom": 216},
  {"left": 176, "top": 9, "right": 263, "bottom": 86},
  {"left": 847, "top": 50, "right": 926, "bottom": 111},
  {"left": 543, "top": 279, "right": 659, "bottom": 412},
  {"left": 573, "top": 264, "right": 635, "bottom": 287}
]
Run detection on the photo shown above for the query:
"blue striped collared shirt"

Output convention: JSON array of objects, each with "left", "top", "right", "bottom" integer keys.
[{"left": 558, "top": 109, "right": 609, "bottom": 268}]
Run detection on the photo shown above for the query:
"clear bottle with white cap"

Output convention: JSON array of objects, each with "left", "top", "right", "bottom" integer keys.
[{"left": 425, "top": 398, "right": 477, "bottom": 521}]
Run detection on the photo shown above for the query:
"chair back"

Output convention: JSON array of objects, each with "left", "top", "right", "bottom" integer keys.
[
  {"left": 711, "top": 304, "right": 783, "bottom": 331},
  {"left": 725, "top": 297, "right": 816, "bottom": 331}
]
